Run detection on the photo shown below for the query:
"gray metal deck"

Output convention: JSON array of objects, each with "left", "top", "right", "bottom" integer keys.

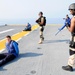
[{"left": 0, "top": 25, "right": 75, "bottom": 75}]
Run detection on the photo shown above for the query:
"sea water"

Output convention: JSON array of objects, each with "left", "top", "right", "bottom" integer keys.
[{"left": 0, "top": 18, "right": 64, "bottom": 26}]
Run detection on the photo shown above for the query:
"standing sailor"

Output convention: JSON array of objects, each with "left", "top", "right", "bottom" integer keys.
[
  {"left": 63, "top": 14, "right": 71, "bottom": 25},
  {"left": 62, "top": 3, "right": 75, "bottom": 71},
  {"left": 36, "top": 12, "right": 46, "bottom": 44}
]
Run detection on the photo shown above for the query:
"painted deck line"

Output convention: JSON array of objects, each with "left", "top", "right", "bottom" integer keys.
[
  {"left": 0, "top": 25, "right": 39, "bottom": 52},
  {"left": 0, "top": 29, "right": 14, "bottom": 34}
]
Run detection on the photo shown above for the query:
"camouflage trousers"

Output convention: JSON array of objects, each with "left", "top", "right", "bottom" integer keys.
[
  {"left": 68, "top": 36, "right": 75, "bottom": 67},
  {"left": 39, "top": 26, "right": 45, "bottom": 41}
]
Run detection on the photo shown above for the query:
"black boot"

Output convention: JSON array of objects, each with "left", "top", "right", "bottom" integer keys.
[{"left": 62, "top": 65, "right": 73, "bottom": 71}]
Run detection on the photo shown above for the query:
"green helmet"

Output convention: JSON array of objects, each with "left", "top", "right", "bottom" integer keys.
[{"left": 69, "top": 3, "right": 75, "bottom": 10}]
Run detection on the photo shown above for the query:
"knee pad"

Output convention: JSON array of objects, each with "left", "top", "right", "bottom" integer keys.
[
  {"left": 40, "top": 27, "right": 44, "bottom": 32},
  {"left": 69, "top": 49, "right": 75, "bottom": 55},
  {"left": 41, "top": 28, "right": 43, "bottom": 32}
]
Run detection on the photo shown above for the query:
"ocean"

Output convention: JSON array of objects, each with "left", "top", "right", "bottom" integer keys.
[{"left": 0, "top": 18, "right": 64, "bottom": 26}]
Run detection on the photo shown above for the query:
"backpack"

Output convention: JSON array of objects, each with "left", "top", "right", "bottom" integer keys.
[
  {"left": 36, "top": 16, "right": 46, "bottom": 26},
  {"left": 43, "top": 17, "right": 46, "bottom": 26}
]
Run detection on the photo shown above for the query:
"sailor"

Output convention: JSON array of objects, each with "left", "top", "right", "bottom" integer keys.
[
  {"left": 0, "top": 35, "right": 19, "bottom": 66},
  {"left": 23, "top": 23, "right": 31, "bottom": 31},
  {"left": 62, "top": 3, "right": 75, "bottom": 71},
  {"left": 63, "top": 15, "right": 71, "bottom": 25},
  {"left": 36, "top": 12, "right": 46, "bottom": 44}
]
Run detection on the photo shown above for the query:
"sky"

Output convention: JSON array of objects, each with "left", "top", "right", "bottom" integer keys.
[{"left": 0, "top": 0, "right": 75, "bottom": 24}]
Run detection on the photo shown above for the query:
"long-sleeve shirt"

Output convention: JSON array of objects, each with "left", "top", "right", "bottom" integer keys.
[{"left": 6, "top": 40, "right": 19, "bottom": 57}]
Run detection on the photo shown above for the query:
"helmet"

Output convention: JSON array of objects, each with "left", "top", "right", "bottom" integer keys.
[{"left": 69, "top": 3, "right": 75, "bottom": 10}]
